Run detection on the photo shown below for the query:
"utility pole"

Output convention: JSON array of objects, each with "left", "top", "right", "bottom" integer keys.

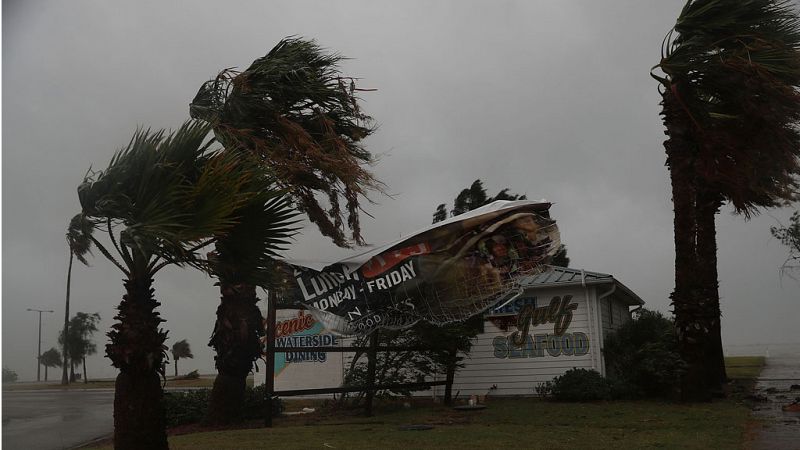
[{"left": 27, "top": 308, "right": 54, "bottom": 382}]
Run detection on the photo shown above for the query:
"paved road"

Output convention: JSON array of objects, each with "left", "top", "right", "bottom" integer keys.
[
  {"left": 752, "top": 353, "right": 800, "bottom": 450},
  {"left": 2, "top": 389, "right": 114, "bottom": 450}
]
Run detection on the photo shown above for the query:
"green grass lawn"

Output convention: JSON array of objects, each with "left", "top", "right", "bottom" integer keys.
[
  {"left": 89, "top": 398, "right": 753, "bottom": 450},
  {"left": 85, "top": 357, "right": 765, "bottom": 449},
  {"left": 724, "top": 356, "right": 766, "bottom": 380}
]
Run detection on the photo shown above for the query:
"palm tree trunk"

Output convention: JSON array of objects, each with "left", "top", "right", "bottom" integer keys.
[
  {"left": 107, "top": 276, "right": 169, "bottom": 450},
  {"left": 62, "top": 251, "right": 72, "bottom": 386},
  {"left": 45, "top": 365, "right": 48, "bottom": 382},
  {"left": 174, "top": 359, "right": 178, "bottom": 378},
  {"left": 70, "top": 361, "right": 76, "bottom": 382},
  {"left": 205, "top": 283, "right": 264, "bottom": 425},
  {"left": 83, "top": 357, "right": 88, "bottom": 384},
  {"left": 696, "top": 186, "right": 727, "bottom": 392},
  {"left": 663, "top": 84, "right": 712, "bottom": 402}
]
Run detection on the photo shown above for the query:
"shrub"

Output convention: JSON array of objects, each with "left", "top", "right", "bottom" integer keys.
[
  {"left": 3, "top": 367, "right": 18, "bottom": 383},
  {"left": 534, "top": 381, "right": 553, "bottom": 398},
  {"left": 174, "top": 369, "right": 199, "bottom": 380},
  {"left": 164, "top": 385, "right": 282, "bottom": 427},
  {"left": 603, "top": 309, "right": 686, "bottom": 398},
  {"left": 551, "top": 368, "right": 612, "bottom": 402}
]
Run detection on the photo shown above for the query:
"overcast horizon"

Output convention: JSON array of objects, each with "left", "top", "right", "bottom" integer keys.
[{"left": 4, "top": 0, "right": 799, "bottom": 382}]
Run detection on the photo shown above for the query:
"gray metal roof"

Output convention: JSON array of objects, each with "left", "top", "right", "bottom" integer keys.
[
  {"left": 519, "top": 266, "right": 613, "bottom": 286},
  {"left": 519, "top": 266, "right": 644, "bottom": 306}
]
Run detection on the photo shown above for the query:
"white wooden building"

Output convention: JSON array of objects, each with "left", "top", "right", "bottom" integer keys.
[
  {"left": 437, "top": 266, "right": 644, "bottom": 397},
  {"left": 256, "top": 267, "right": 644, "bottom": 397}
]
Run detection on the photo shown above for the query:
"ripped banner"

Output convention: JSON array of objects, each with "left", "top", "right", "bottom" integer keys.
[{"left": 283, "top": 200, "right": 561, "bottom": 335}]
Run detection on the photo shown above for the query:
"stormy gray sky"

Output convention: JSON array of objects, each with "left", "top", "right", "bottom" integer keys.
[{"left": 3, "top": 0, "right": 798, "bottom": 381}]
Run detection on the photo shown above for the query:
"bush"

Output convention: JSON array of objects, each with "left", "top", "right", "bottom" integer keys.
[
  {"left": 551, "top": 369, "right": 612, "bottom": 402},
  {"left": 534, "top": 381, "right": 553, "bottom": 398},
  {"left": 164, "top": 385, "right": 282, "bottom": 427},
  {"left": 603, "top": 309, "right": 686, "bottom": 398},
  {"left": 3, "top": 367, "right": 18, "bottom": 383},
  {"left": 174, "top": 369, "right": 199, "bottom": 380}
]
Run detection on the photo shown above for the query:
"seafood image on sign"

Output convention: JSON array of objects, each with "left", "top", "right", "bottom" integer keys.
[{"left": 283, "top": 200, "right": 561, "bottom": 335}]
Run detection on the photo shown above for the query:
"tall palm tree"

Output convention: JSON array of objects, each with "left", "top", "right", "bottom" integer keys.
[
  {"left": 204, "top": 176, "right": 297, "bottom": 424},
  {"left": 171, "top": 339, "right": 194, "bottom": 377},
  {"left": 191, "top": 37, "right": 379, "bottom": 423},
  {"left": 70, "top": 120, "right": 251, "bottom": 449},
  {"left": 62, "top": 215, "right": 92, "bottom": 385},
  {"left": 655, "top": 0, "right": 800, "bottom": 400}
]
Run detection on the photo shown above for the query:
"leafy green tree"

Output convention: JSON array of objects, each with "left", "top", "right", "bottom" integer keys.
[
  {"left": 170, "top": 339, "right": 194, "bottom": 377},
  {"left": 191, "top": 37, "right": 378, "bottom": 424},
  {"left": 59, "top": 312, "right": 101, "bottom": 383},
  {"left": 654, "top": 0, "right": 800, "bottom": 400},
  {"left": 70, "top": 120, "right": 252, "bottom": 449},
  {"left": 550, "top": 245, "right": 570, "bottom": 268},
  {"left": 771, "top": 210, "right": 800, "bottom": 276},
  {"left": 341, "top": 317, "right": 480, "bottom": 406},
  {"left": 432, "top": 204, "right": 447, "bottom": 224},
  {"left": 39, "top": 348, "right": 62, "bottom": 382},
  {"left": 3, "top": 367, "right": 18, "bottom": 383},
  {"left": 604, "top": 309, "right": 686, "bottom": 398},
  {"left": 435, "top": 179, "right": 528, "bottom": 222}
]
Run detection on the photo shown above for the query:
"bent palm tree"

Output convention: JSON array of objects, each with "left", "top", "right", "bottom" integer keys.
[
  {"left": 191, "top": 37, "right": 379, "bottom": 423},
  {"left": 171, "top": 339, "right": 194, "bottom": 377},
  {"left": 70, "top": 120, "right": 250, "bottom": 449},
  {"left": 204, "top": 173, "right": 297, "bottom": 424},
  {"left": 655, "top": 0, "right": 800, "bottom": 400}
]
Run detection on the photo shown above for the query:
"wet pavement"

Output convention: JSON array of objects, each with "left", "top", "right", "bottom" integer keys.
[
  {"left": 2, "top": 389, "right": 114, "bottom": 449},
  {"left": 751, "top": 355, "right": 800, "bottom": 450}
]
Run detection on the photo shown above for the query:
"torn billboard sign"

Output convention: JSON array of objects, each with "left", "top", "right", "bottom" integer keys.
[{"left": 283, "top": 200, "right": 561, "bottom": 335}]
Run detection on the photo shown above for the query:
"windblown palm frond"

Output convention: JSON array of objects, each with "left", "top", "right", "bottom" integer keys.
[
  {"left": 74, "top": 120, "right": 253, "bottom": 276},
  {"left": 171, "top": 339, "right": 194, "bottom": 360},
  {"left": 655, "top": 0, "right": 800, "bottom": 215},
  {"left": 207, "top": 157, "right": 300, "bottom": 287},
  {"left": 67, "top": 213, "right": 95, "bottom": 265},
  {"left": 191, "top": 37, "right": 383, "bottom": 247}
]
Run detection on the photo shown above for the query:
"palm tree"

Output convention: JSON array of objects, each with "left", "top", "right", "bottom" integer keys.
[
  {"left": 62, "top": 216, "right": 92, "bottom": 385},
  {"left": 70, "top": 120, "right": 251, "bottom": 449},
  {"left": 191, "top": 37, "right": 378, "bottom": 424},
  {"left": 204, "top": 177, "right": 297, "bottom": 424},
  {"left": 171, "top": 339, "right": 194, "bottom": 377},
  {"left": 38, "top": 348, "right": 62, "bottom": 382},
  {"left": 58, "top": 312, "right": 101, "bottom": 383},
  {"left": 654, "top": 0, "right": 800, "bottom": 400}
]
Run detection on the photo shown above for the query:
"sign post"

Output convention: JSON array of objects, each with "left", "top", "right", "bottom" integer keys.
[{"left": 264, "top": 292, "right": 276, "bottom": 427}]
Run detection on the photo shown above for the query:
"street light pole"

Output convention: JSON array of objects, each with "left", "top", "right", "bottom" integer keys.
[{"left": 27, "top": 308, "right": 54, "bottom": 382}]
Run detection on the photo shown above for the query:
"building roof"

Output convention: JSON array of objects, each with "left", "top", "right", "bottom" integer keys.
[{"left": 518, "top": 266, "right": 645, "bottom": 306}]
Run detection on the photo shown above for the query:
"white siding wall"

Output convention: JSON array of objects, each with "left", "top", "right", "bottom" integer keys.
[{"left": 450, "top": 286, "right": 596, "bottom": 397}]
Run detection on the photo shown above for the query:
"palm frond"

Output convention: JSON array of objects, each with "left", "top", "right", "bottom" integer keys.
[
  {"left": 191, "top": 37, "right": 383, "bottom": 247},
  {"left": 208, "top": 162, "right": 301, "bottom": 288},
  {"left": 75, "top": 120, "right": 255, "bottom": 276},
  {"left": 656, "top": 0, "right": 800, "bottom": 214}
]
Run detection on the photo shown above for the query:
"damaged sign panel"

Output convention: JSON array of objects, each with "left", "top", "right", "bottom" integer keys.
[{"left": 283, "top": 200, "right": 561, "bottom": 335}]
